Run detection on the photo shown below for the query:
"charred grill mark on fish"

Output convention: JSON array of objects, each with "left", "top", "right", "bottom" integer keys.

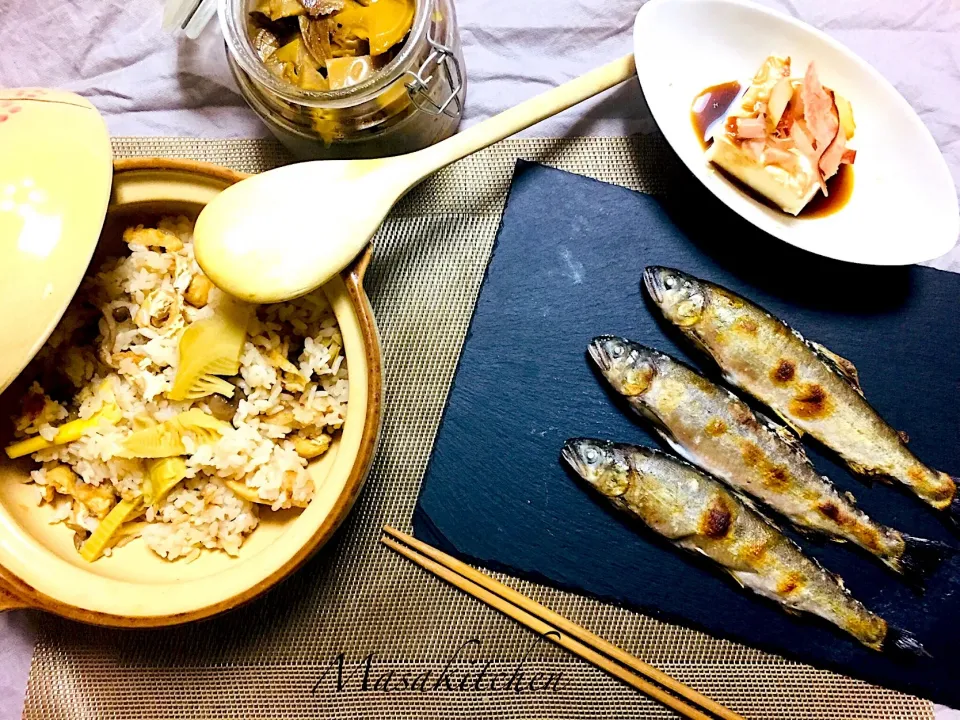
[
  {"left": 776, "top": 572, "right": 804, "bottom": 596},
  {"left": 790, "top": 383, "right": 833, "bottom": 420},
  {"left": 772, "top": 359, "right": 796, "bottom": 383},
  {"left": 818, "top": 500, "right": 843, "bottom": 523},
  {"left": 702, "top": 497, "right": 733, "bottom": 539},
  {"left": 588, "top": 335, "right": 952, "bottom": 585}
]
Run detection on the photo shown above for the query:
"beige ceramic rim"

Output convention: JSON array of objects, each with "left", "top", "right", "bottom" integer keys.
[{"left": 0, "top": 158, "right": 383, "bottom": 626}]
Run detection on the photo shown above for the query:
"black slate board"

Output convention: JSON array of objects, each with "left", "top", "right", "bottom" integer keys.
[{"left": 413, "top": 160, "right": 960, "bottom": 707}]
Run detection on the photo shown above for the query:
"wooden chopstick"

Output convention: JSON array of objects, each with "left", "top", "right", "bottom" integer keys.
[
  {"left": 379, "top": 536, "right": 711, "bottom": 720},
  {"left": 382, "top": 526, "right": 744, "bottom": 720}
]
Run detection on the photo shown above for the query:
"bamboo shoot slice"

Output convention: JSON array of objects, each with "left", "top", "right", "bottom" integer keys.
[
  {"left": 121, "top": 409, "right": 231, "bottom": 458},
  {"left": 169, "top": 298, "right": 252, "bottom": 401},
  {"left": 144, "top": 457, "right": 189, "bottom": 506},
  {"left": 332, "top": 0, "right": 414, "bottom": 55},
  {"left": 80, "top": 498, "right": 143, "bottom": 562},
  {"left": 225, "top": 480, "right": 263, "bottom": 504},
  {"left": 174, "top": 408, "right": 233, "bottom": 444},
  {"left": 5, "top": 404, "right": 122, "bottom": 459},
  {"left": 122, "top": 421, "right": 186, "bottom": 458}
]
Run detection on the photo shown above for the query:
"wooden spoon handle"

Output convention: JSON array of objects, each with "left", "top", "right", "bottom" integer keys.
[{"left": 411, "top": 53, "right": 637, "bottom": 182}]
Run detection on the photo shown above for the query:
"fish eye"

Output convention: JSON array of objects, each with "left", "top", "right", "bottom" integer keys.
[
  {"left": 663, "top": 275, "right": 676, "bottom": 289},
  {"left": 611, "top": 344, "right": 624, "bottom": 358},
  {"left": 584, "top": 447, "right": 599, "bottom": 463}
]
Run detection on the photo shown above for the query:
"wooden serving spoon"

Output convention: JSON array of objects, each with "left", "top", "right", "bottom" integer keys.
[{"left": 194, "top": 54, "right": 637, "bottom": 303}]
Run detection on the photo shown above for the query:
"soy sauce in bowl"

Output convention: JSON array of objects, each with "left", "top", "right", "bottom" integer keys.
[
  {"left": 691, "top": 80, "right": 741, "bottom": 149},
  {"left": 690, "top": 79, "right": 853, "bottom": 218}
]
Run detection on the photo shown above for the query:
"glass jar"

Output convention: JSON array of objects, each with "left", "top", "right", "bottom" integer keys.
[{"left": 220, "top": 0, "right": 466, "bottom": 159}]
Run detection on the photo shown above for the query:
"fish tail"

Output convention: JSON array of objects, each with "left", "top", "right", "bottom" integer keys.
[
  {"left": 896, "top": 535, "right": 954, "bottom": 585},
  {"left": 884, "top": 625, "right": 931, "bottom": 658}
]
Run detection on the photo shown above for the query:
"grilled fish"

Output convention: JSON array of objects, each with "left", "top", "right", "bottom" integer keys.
[
  {"left": 561, "top": 438, "right": 924, "bottom": 654},
  {"left": 588, "top": 336, "right": 950, "bottom": 582},
  {"left": 643, "top": 267, "right": 958, "bottom": 519}
]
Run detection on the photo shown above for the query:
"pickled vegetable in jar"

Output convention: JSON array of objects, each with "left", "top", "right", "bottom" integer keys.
[
  {"left": 220, "top": 0, "right": 466, "bottom": 159},
  {"left": 249, "top": 0, "right": 414, "bottom": 91}
]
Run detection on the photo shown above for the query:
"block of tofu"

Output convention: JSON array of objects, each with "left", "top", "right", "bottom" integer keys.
[
  {"left": 704, "top": 55, "right": 855, "bottom": 216},
  {"left": 706, "top": 134, "right": 820, "bottom": 215}
]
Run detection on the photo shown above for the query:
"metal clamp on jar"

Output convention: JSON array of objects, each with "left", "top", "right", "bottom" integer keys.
[{"left": 220, "top": 0, "right": 466, "bottom": 159}]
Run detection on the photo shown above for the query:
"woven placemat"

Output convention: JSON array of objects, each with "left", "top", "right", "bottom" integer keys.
[{"left": 22, "top": 136, "right": 933, "bottom": 720}]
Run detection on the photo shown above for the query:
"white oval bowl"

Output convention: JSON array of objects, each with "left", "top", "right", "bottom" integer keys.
[{"left": 634, "top": 0, "right": 959, "bottom": 265}]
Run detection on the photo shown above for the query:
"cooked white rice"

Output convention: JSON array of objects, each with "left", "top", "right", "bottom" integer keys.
[{"left": 8, "top": 216, "right": 348, "bottom": 562}]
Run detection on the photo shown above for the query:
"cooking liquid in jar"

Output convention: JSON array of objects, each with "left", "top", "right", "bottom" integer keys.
[{"left": 691, "top": 80, "right": 853, "bottom": 218}]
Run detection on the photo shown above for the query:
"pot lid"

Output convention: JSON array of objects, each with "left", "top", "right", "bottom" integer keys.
[{"left": 0, "top": 89, "right": 113, "bottom": 395}]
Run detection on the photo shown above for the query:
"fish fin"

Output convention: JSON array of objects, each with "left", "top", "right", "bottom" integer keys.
[
  {"left": 724, "top": 569, "right": 747, "bottom": 589},
  {"left": 773, "top": 411, "right": 805, "bottom": 437},
  {"left": 898, "top": 430, "right": 910, "bottom": 444},
  {"left": 731, "top": 489, "right": 789, "bottom": 535},
  {"left": 634, "top": 404, "right": 673, "bottom": 438},
  {"left": 846, "top": 460, "right": 880, "bottom": 483},
  {"left": 757, "top": 412, "right": 808, "bottom": 457},
  {"left": 843, "top": 490, "right": 858, "bottom": 504},
  {"left": 657, "top": 430, "right": 699, "bottom": 467},
  {"left": 828, "top": 568, "right": 846, "bottom": 590},
  {"left": 751, "top": 396, "right": 807, "bottom": 438},
  {"left": 895, "top": 535, "right": 954, "bottom": 585},
  {"left": 809, "top": 340, "right": 864, "bottom": 396},
  {"left": 884, "top": 625, "right": 931, "bottom": 658}
]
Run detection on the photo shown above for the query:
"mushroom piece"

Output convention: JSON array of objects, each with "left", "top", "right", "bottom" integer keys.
[
  {"left": 123, "top": 227, "right": 183, "bottom": 252},
  {"left": 109, "top": 350, "right": 146, "bottom": 369},
  {"left": 264, "top": 409, "right": 296, "bottom": 427},
  {"left": 299, "top": 16, "right": 333, "bottom": 67},
  {"left": 300, "top": 0, "right": 344, "bottom": 17},
  {"left": 293, "top": 433, "right": 331, "bottom": 459},
  {"left": 134, "top": 287, "right": 183, "bottom": 333},
  {"left": 253, "top": 0, "right": 306, "bottom": 21},
  {"left": 45, "top": 465, "right": 116, "bottom": 519},
  {"left": 184, "top": 274, "right": 213, "bottom": 308},
  {"left": 253, "top": 27, "right": 280, "bottom": 61},
  {"left": 206, "top": 390, "right": 242, "bottom": 422}
]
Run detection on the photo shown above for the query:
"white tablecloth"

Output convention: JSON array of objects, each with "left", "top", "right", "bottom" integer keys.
[{"left": 1, "top": 0, "right": 958, "bottom": 716}]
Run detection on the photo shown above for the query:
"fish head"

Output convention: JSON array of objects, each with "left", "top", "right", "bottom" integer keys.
[
  {"left": 589, "top": 336, "right": 658, "bottom": 398},
  {"left": 643, "top": 267, "right": 706, "bottom": 329},
  {"left": 561, "top": 438, "right": 631, "bottom": 498}
]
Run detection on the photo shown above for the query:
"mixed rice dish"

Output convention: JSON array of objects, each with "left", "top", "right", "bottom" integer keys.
[{"left": 5, "top": 217, "right": 348, "bottom": 562}]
